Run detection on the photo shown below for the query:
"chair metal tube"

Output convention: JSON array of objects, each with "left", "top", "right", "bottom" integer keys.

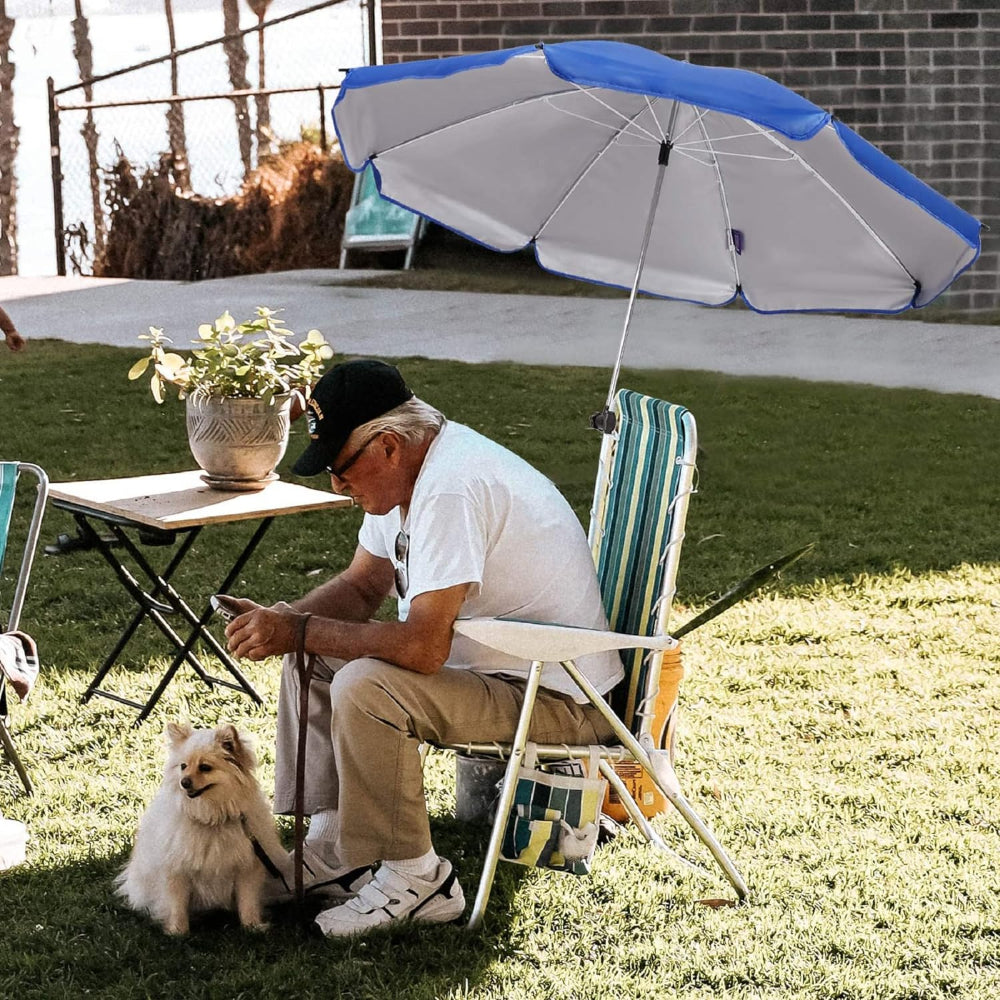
[
  {"left": 560, "top": 658, "right": 748, "bottom": 900},
  {"left": 467, "top": 659, "right": 545, "bottom": 930},
  {"left": 9, "top": 464, "right": 49, "bottom": 633},
  {"left": 598, "top": 758, "right": 711, "bottom": 881}
]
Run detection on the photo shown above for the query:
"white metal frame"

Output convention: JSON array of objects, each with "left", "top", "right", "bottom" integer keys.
[{"left": 0, "top": 463, "right": 49, "bottom": 794}]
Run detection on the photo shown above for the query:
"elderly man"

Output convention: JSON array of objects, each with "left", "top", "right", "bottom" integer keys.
[{"left": 225, "top": 359, "right": 621, "bottom": 937}]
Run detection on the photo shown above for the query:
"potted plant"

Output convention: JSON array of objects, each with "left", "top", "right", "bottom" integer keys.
[{"left": 128, "top": 306, "right": 333, "bottom": 491}]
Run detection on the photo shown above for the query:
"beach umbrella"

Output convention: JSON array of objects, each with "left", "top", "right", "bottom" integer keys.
[{"left": 332, "top": 41, "right": 981, "bottom": 428}]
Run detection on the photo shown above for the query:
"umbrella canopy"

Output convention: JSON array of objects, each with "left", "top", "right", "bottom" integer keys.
[{"left": 333, "top": 41, "right": 980, "bottom": 315}]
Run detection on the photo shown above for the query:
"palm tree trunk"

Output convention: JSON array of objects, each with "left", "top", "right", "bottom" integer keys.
[
  {"left": 222, "top": 0, "right": 252, "bottom": 178},
  {"left": 163, "top": 0, "right": 191, "bottom": 191},
  {"left": 0, "top": 0, "right": 18, "bottom": 275},
  {"left": 245, "top": 0, "right": 272, "bottom": 158},
  {"left": 71, "top": 0, "right": 105, "bottom": 260}
]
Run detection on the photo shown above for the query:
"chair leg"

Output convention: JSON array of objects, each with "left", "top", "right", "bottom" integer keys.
[
  {"left": 466, "top": 659, "right": 545, "bottom": 931},
  {"left": 598, "top": 759, "right": 711, "bottom": 882},
  {"left": 562, "top": 660, "right": 748, "bottom": 901},
  {"left": 0, "top": 719, "right": 32, "bottom": 795}
]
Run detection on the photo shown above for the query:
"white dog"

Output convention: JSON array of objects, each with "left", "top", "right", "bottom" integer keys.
[{"left": 116, "top": 722, "right": 287, "bottom": 935}]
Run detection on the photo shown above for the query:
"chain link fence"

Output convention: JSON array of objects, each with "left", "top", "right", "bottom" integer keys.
[{"left": 49, "top": 0, "right": 370, "bottom": 275}]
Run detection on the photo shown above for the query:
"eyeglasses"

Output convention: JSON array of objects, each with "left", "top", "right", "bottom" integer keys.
[
  {"left": 394, "top": 529, "right": 409, "bottom": 598},
  {"left": 325, "top": 433, "right": 380, "bottom": 481}
]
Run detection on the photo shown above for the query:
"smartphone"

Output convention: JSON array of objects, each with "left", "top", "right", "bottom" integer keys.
[{"left": 210, "top": 594, "right": 243, "bottom": 622}]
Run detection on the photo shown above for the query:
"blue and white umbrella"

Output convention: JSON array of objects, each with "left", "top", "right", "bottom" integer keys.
[{"left": 332, "top": 41, "right": 981, "bottom": 420}]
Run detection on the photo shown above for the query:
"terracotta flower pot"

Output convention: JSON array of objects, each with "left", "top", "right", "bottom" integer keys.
[{"left": 186, "top": 394, "right": 292, "bottom": 491}]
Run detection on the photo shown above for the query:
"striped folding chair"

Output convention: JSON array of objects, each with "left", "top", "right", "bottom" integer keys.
[
  {"left": 0, "top": 462, "right": 49, "bottom": 794},
  {"left": 451, "top": 389, "right": 747, "bottom": 928}
]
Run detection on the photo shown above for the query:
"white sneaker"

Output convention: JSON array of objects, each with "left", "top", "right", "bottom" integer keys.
[
  {"left": 314, "top": 857, "right": 465, "bottom": 937},
  {"left": 261, "top": 843, "right": 374, "bottom": 905}
]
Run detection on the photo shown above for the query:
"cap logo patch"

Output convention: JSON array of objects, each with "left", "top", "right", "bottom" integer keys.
[{"left": 306, "top": 397, "right": 324, "bottom": 440}]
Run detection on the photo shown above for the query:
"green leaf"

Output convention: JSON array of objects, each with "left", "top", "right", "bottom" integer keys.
[
  {"left": 127, "top": 357, "right": 150, "bottom": 380},
  {"left": 160, "top": 352, "right": 187, "bottom": 372}
]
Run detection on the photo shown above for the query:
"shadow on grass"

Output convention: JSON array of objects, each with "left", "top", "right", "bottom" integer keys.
[{"left": 0, "top": 816, "right": 525, "bottom": 1000}]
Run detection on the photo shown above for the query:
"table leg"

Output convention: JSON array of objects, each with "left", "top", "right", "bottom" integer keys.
[
  {"left": 75, "top": 512, "right": 274, "bottom": 722},
  {"left": 132, "top": 519, "right": 275, "bottom": 723},
  {"left": 81, "top": 517, "right": 208, "bottom": 704}
]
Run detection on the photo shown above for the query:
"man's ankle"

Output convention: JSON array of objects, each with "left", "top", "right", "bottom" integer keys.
[
  {"left": 305, "top": 809, "right": 340, "bottom": 867},
  {"left": 382, "top": 847, "right": 438, "bottom": 879}
]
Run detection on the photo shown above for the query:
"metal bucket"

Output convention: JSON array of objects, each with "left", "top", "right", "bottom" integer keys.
[{"left": 454, "top": 754, "right": 506, "bottom": 825}]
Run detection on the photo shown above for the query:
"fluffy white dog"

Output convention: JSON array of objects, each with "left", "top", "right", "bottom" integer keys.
[{"left": 116, "top": 722, "right": 286, "bottom": 935}]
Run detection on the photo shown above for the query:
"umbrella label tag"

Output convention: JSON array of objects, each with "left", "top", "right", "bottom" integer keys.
[{"left": 729, "top": 229, "right": 744, "bottom": 255}]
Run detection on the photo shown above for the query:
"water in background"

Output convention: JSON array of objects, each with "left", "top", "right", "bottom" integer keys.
[{"left": 8, "top": 0, "right": 367, "bottom": 275}]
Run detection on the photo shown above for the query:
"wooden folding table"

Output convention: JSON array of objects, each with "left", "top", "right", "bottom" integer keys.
[{"left": 48, "top": 471, "right": 352, "bottom": 724}]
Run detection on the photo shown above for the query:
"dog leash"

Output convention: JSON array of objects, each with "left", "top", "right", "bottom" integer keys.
[{"left": 293, "top": 612, "right": 314, "bottom": 910}]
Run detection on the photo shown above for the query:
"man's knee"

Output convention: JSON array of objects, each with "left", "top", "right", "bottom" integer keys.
[
  {"left": 330, "top": 658, "right": 431, "bottom": 734},
  {"left": 329, "top": 656, "right": 400, "bottom": 712}
]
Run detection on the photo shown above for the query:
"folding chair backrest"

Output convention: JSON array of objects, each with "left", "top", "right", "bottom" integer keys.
[
  {"left": 0, "top": 462, "right": 49, "bottom": 633},
  {"left": 0, "top": 463, "right": 16, "bottom": 576},
  {"left": 588, "top": 391, "right": 697, "bottom": 737}
]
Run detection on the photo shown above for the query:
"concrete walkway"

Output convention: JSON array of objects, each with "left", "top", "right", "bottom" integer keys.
[{"left": 2, "top": 270, "right": 998, "bottom": 399}]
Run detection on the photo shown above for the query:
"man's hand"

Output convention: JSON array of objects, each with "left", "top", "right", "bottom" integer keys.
[{"left": 225, "top": 599, "right": 301, "bottom": 661}]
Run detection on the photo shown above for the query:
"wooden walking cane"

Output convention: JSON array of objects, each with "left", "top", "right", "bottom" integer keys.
[{"left": 293, "top": 612, "right": 315, "bottom": 910}]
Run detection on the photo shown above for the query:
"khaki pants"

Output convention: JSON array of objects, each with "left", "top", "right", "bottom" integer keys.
[{"left": 274, "top": 655, "right": 614, "bottom": 868}]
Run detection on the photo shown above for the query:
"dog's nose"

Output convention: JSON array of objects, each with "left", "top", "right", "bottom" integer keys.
[{"left": 180, "top": 776, "right": 192, "bottom": 790}]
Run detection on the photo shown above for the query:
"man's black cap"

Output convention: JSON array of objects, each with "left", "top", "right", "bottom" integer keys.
[{"left": 292, "top": 360, "right": 414, "bottom": 477}]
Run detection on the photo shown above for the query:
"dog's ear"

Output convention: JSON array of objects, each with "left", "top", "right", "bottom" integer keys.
[
  {"left": 215, "top": 724, "right": 256, "bottom": 772},
  {"left": 166, "top": 721, "right": 193, "bottom": 745}
]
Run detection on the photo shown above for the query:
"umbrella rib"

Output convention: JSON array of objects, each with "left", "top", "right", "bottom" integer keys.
[
  {"left": 536, "top": 100, "right": 660, "bottom": 144},
  {"left": 531, "top": 102, "right": 653, "bottom": 243},
  {"left": 690, "top": 108, "right": 742, "bottom": 295},
  {"left": 745, "top": 120, "right": 916, "bottom": 284},
  {"left": 645, "top": 95, "right": 667, "bottom": 142},
  {"left": 369, "top": 85, "right": 618, "bottom": 160},
  {"left": 674, "top": 108, "right": 785, "bottom": 152},
  {"left": 558, "top": 86, "right": 663, "bottom": 144},
  {"left": 675, "top": 108, "right": 797, "bottom": 162}
]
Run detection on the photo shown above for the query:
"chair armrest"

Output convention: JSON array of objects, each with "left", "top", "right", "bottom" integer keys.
[{"left": 453, "top": 617, "right": 675, "bottom": 663}]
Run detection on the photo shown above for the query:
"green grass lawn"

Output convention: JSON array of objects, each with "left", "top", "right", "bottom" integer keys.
[{"left": 0, "top": 341, "right": 998, "bottom": 999}]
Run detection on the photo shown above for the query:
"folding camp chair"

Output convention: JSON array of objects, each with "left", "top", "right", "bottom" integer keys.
[
  {"left": 0, "top": 462, "right": 49, "bottom": 794},
  {"left": 448, "top": 390, "right": 748, "bottom": 928}
]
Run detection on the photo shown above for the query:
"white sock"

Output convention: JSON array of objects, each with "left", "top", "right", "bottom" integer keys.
[
  {"left": 383, "top": 847, "right": 438, "bottom": 879},
  {"left": 305, "top": 809, "right": 340, "bottom": 866}
]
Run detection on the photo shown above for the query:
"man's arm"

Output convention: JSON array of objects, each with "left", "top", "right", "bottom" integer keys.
[
  {"left": 224, "top": 542, "right": 471, "bottom": 674},
  {"left": 290, "top": 543, "right": 395, "bottom": 621},
  {"left": 294, "top": 582, "right": 469, "bottom": 674}
]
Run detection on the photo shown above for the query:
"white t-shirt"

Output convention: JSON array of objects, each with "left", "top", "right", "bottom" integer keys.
[{"left": 357, "top": 420, "right": 623, "bottom": 702}]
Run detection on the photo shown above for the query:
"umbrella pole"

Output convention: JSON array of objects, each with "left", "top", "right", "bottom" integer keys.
[{"left": 592, "top": 110, "right": 678, "bottom": 434}]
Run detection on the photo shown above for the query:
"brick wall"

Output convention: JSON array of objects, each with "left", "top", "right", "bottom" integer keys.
[{"left": 378, "top": 0, "right": 998, "bottom": 313}]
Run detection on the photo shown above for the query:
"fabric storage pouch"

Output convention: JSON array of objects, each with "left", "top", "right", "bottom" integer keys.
[{"left": 500, "top": 743, "right": 607, "bottom": 875}]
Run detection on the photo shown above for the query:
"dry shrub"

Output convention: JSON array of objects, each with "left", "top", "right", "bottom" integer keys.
[{"left": 94, "top": 141, "right": 355, "bottom": 280}]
